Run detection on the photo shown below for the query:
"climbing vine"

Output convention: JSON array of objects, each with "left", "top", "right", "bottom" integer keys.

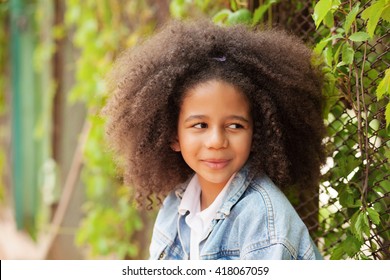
[
  {"left": 169, "top": 0, "right": 390, "bottom": 259},
  {"left": 68, "top": 0, "right": 390, "bottom": 260},
  {"left": 313, "top": 0, "right": 389, "bottom": 259},
  {"left": 2, "top": 0, "right": 387, "bottom": 259},
  {"left": 64, "top": 0, "right": 159, "bottom": 259},
  {"left": 71, "top": 0, "right": 281, "bottom": 259}
]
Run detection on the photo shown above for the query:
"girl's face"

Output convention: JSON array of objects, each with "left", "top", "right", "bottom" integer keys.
[{"left": 173, "top": 79, "right": 253, "bottom": 192}]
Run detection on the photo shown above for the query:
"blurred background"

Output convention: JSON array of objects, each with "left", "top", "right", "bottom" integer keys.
[{"left": 0, "top": 0, "right": 389, "bottom": 260}]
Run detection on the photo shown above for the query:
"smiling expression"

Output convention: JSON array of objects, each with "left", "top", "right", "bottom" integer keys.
[{"left": 173, "top": 79, "right": 253, "bottom": 194}]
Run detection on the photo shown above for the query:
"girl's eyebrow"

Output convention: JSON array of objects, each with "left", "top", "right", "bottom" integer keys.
[
  {"left": 184, "top": 115, "right": 250, "bottom": 123},
  {"left": 227, "top": 115, "right": 251, "bottom": 123},
  {"left": 184, "top": 115, "right": 207, "bottom": 123}
]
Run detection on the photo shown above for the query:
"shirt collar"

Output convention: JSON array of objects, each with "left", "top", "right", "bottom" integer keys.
[
  {"left": 174, "top": 162, "right": 255, "bottom": 219},
  {"left": 178, "top": 175, "right": 201, "bottom": 216},
  {"left": 216, "top": 163, "right": 255, "bottom": 219}
]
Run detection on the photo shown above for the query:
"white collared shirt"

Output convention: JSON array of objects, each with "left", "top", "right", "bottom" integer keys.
[{"left": 178, "top": 174, "right": 234, "bottom": 259}]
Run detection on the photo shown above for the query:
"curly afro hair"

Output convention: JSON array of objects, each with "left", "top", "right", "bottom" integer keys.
[{"left": 104, "top": 20, "right": 326, "bottom": 206}]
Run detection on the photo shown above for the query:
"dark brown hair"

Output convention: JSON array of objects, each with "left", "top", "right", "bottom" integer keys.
[{"left": 104, "top": 20, "right": 326, "bottom": 205}]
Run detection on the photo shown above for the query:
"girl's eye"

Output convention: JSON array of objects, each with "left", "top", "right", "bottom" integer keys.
[
  {"left": 228, "top": 123, "right": 244, "bottom": 129},
  {"left": 193, "top": 123, "right": 208, "bottom": 129}
]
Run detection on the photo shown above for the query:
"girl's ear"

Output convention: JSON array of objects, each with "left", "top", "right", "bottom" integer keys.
[{"left": 170, "top": 139, "right": 181, "bottom": 152}]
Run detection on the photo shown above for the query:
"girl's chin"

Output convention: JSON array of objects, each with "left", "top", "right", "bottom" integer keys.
[{"left": 197, "top": 173, "right": 235, "bottom": 189}]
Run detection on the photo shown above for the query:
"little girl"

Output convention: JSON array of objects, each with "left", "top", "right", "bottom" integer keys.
[{"left": 104, "top": 20, "right": 326, "bottom": 260}]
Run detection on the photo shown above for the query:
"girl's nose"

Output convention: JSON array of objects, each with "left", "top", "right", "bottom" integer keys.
[{"left": 206, "top": 127, "right": 228, "bottom": 149}]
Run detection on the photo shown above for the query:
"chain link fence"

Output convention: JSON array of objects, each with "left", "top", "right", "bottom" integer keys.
[{"left": 267, "top": 0, "right": 390, "bottom": 260}]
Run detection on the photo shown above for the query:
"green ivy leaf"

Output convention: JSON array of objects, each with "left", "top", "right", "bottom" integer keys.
[
  {"left": 352, "top": 210, "right": 370, "bottom": 240},
  {"left": 169, "top": 0, "right": 187, "bottom": 19},
  {"left": 323, "top": 10, "right": 334, "bottom": 28},
  {"left": 213, "top": 9, "right": 232, "bottom": 24},
  {"left": 331, "top": 0, "right": 341, "bottom": 9},
  {"left": 376, "top": 68, "right": 390, "bottom": 100},
  {"left": 195, "top": 0, "right": 209, "bottom": 11},
  {"left": 331, "top": 42, "right": 342, "bottom": 68},
  {"left": 339, "top": 188, "right": 355, "bottom": 208},
  {"left": 350, "top": 210, "right": 362, "bottom": 241},
  {"left": 313, "top": 0, "right": 333, "bottom": 28},
  {"left": 343, "top": 3, "right": 360, "bottom": 34},
  {"left": 330, "top": 242, "right": 346, "bottom": 259},
  {"left": 324, "top": 47, "right": 333, "bottom": 67},
  {"left": 361, "top": 0, "right": 387, "bottom": 38},
  {"left": 379, "top": 178, "right": 390, "bottom": 194},
  {"left": 344, "top": 235, "right": 363, "bottom": 257},
  {"left": 226, "top": 9, "right": 252, "bottom": 25},
  {"left": 314, "top": 41, "right": 326, "bottom": 56},
  {"left": 386, "top": 103, "right": 390, "bottom": 128},
  {"left": 382, "top": 5, "right": 390, "bottom": 22},
  {"left": 385, "top": 148, "right": 390, "bottom": 163},
  {"left": 322, "top": 77, "right": 339, "bottom": 117},
  {"left": 253, "top": 0, "right": 278, "bottom": 25},
  {"left": 230, "top": 0, "right": 238, "bottom": 11},
  {"left": 358, "top": 253, "right": 372, "bottom": 260},
  {"left": 349, "top": 31, "right": 371, "bottom": 42},
  {"left": 342, "top": 43, "right": 354, "bottom": 64},
  {"left": 367, "top": 208, "right": 381, "bottom": 225}
]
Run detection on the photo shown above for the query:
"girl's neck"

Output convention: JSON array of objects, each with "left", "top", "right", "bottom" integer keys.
[
  {"left": 198, "top": 178, "right": 230, "bottom": 211},
  {"left": 200, "top": 187, "right": 222, "bottom": 211}
]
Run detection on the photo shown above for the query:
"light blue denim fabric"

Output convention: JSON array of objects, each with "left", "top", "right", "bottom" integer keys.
[{"left": 149, "top": 165, "right": 323, "bottom": 260}]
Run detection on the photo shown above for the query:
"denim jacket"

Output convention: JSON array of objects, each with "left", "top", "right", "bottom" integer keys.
[{"left": 149, "top": 165, "right": 322, "bottom": 260}]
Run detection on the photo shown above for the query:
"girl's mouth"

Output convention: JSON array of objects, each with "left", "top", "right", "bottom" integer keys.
[{"left": 201, "top": 159, "right": 231, "bottom": 169}]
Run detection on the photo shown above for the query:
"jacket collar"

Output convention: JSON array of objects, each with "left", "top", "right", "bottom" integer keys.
[
  {"left": 216, "top": 163, "right": 255, "bottom": 219},
  {"left": 174, "top": 163, "right": 255, "bottom": 220}
]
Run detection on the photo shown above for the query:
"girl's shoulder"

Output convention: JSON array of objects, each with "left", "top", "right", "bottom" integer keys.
[
  {"left": 225, "top": 172, "right": 319, "bottom": 260},
  {"left": 239, "top": 173, "right": 291, "bottom": 203},
  {"left": 235, "top": 173, "right": 304, "bottom": 225}
]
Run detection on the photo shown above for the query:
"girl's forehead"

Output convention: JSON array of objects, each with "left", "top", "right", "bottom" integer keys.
[
  {"left": 184, "top": 79, "right": 244, "bottom": 98},
  {"left": 180, "top": 80, "right": 251, "bottom": 115}
]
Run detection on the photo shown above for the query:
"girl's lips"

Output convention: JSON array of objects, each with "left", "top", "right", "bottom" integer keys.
[{"left": 201, "top": 159, "right": 230, "bottom": 169}]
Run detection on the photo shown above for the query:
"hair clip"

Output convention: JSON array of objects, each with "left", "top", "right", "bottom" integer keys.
[{"left": 212, "top": 55, "right": 226, "bottom": 62}]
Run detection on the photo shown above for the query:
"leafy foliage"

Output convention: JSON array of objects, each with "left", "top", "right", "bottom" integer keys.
[
  {"left": 313, "top": 0, "right": 390, "bottom": 259},
  {"left": 169, "top": 0, "right": 279, "bottom": 25},
  {"left": 64, "top": 0, "right": 158, "bottom": 259},
  {"left": 169, "top": 0, "right": 390, "bottom": 260},
  {"left": 2, "top": 0, "right": 387, "bottom": 260},
  {"left": 70, "top": 0, "right": 283, "bottom": 259},
  {"left": 67, "top": 0, "right": 390, "bottom": 259},
  {"left": 170, "top": 0, "right": 226, "bottom": 19},
  {"left": 212, "top": 0, "right": 279, "bottom": 25}
]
